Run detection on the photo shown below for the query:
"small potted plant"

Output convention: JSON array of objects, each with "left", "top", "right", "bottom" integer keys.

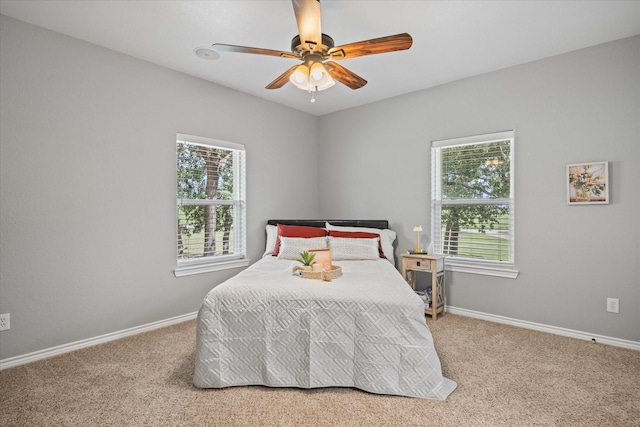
[{"left": 295, "top": 250, "right": 316, "bottom": 271}]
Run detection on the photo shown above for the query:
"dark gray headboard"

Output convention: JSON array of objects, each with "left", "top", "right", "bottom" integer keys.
[{"left": 267, "top": 219, "right": 389, "bottom": 230}]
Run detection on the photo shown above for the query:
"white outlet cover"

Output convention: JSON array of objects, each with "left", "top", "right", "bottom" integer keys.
[{"left": 0, "top": 313, "right": 10, "bottom": 331}]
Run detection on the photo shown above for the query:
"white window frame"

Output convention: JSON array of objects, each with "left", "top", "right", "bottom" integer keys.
[
  {"left": 431, "top": 130, "right": 519, "bottom": 279},
  {"left": 174, "top": 133, "right": 249, "bottom": 277}
]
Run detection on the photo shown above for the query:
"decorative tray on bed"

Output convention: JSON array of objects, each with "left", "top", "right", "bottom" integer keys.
[{"left": 293, "top": 265, "right": 342, "bottom": 281}]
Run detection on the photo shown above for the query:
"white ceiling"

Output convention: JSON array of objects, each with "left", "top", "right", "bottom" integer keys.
[{"left": 1, "top": 0, "right": 639, "bottom": 116}]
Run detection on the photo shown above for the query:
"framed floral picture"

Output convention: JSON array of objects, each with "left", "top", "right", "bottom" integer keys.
[{"left": 567, "top": 161, "right": 609, "bottom": 205}]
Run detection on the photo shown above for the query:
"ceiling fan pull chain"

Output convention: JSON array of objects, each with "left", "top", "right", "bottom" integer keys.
[{"left": 310, "top": 90, "right": 316, "bottom": 103}]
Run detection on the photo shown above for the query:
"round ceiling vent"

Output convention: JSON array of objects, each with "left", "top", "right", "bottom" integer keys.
[{"left": 193, "top": 47, "right": 220, "bottom": 60}]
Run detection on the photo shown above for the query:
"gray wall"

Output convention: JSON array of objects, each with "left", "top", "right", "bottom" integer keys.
[
  {"left": 0, "top": 16, "right": 319, "bottom": 360},
  {"left": 318, "top": 35, "right": 640, "bottom": 342},
  {"left": 1, "top": 14, "right": 638, "bottom": 361}
]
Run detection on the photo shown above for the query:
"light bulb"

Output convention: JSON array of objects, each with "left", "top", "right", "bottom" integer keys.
[
  {"left": 289, "top": 64, "right": 310, "bottom": 89},
  {"left": 310, "top": 62, "right": 327, "bottom": 83}
]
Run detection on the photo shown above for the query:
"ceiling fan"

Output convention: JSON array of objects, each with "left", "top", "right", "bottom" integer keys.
[{"left": 211, "top": 0, "right": 413, "bottom": 102}]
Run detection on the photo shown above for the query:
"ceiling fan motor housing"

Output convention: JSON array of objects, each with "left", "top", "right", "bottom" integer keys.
[{"left": 291, "top": 33, "right": 335, "bottom": 56}]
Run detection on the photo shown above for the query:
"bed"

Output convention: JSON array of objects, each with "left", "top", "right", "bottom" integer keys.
[{"left": 194, "top": 220, "right": 456, "bottom": 400}]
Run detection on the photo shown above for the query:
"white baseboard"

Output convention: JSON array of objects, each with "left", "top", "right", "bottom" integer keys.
[
  {"left": 446, "top": 306, "right": 640, "bottom": 351},
  {"left": 0, "top": 311, "right": 198, "bottom": 370},
  {"left": 3, "top": 307, "right": 637, "bottom": 370}
]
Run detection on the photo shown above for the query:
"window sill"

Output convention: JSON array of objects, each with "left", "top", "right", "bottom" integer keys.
[
  {"left": 174, "top": 258, "right": 251, "bottom": 277},
  {"left": 445, "top": 259, "right": 519, "bottom": 279}
]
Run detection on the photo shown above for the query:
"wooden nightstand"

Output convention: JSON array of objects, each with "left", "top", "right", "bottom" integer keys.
[{"left": 400, "top": 254, "right": 446, "bottom": 320}]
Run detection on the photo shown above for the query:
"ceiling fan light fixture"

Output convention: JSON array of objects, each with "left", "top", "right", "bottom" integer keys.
[
  {"left": 288, "top": 61, "right": 334, "bottom": 93},
  {"left": 289, "top": 61, "right": 334, "bottom": 93}
]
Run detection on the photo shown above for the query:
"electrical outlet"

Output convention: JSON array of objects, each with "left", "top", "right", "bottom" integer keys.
[
  {"left": 0, "top": 313, "right": 9, "bottom": 331},
  {"left": 607, "top": 298, "right": 620, "bottom": 314}
]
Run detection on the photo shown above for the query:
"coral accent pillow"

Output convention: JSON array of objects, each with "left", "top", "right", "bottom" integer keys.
[
  {"left": 328, "top": 230, "right": 385, "bottom": 258},
  {"left": 272, "top": 224, "right": 327, "bottom": 256}
]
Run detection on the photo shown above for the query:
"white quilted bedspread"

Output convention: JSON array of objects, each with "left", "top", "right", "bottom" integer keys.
[{"left": 194, "top": 257, "right": 457, "bottom": 400}]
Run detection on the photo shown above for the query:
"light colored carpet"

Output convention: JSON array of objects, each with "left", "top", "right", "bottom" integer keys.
[{"left": 1, "top": 314, "right": 638, "bottom": 426}]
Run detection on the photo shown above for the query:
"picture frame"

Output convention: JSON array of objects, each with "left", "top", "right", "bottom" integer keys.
[
  {"left": 309, "top": 248, "right": 332, "bottom": 271},
  {"left": 567, "top": 161, "right": 609, "bottom": 205}
]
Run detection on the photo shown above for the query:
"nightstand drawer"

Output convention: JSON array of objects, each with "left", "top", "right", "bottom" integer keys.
[{"left": 403, "top": 257, "right": 432, "bottom": 272}]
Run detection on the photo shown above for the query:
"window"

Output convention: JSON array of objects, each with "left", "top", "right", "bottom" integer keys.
[
  {"left": 431, "top": 131, "right": 518, "bottom": 278},
  {"left": 174, "top": 133, "right": 249, "bottom": 277}
]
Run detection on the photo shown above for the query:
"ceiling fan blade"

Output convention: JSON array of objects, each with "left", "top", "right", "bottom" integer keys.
[
  {"left": 325, "top": 61, "right": 367, "bottom": 90},
  {"left": 292, "top": 0, "right": 322, "bottom": 50},
  {"left": 213, "top": 43, "right": 298, "bottom": 59},
  {"left": 265, "top": 64, "right": 300, "bottom": 89},
  {"left": 328, "top": 33, "right": 413, "bottom": 60}
]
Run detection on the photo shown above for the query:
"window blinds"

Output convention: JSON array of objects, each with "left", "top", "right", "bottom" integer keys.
[{"left": 431, "top": 131, "right": 514, "bottom": 265}]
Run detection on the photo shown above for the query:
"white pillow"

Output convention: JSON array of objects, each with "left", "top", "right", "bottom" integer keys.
[
  {"left": 328, "top": 237, "right": 380, "bottom": 260},
  {"left": 325, "top": 222, "right": 396, "bottom": 262},
  {"left": 262, "top": 224, "right": 278, "bottom": 258},
  {"left": 277, "top": 236, "right": 328, "bottom": 260}
]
